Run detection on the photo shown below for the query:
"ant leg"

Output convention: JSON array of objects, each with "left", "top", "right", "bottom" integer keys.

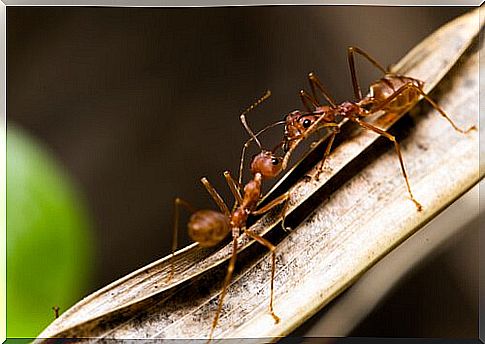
[
  {"left": 289, "top": 121, "right": 340, "bottom": 181},
  {"left": 418, "top": 91, "right": 476, "bottom": 133},
  {"left": 315, "top": 126, "right": 340, "bottom": 180},
  {"left": 252, "top": 192, "right": 289, "bottom": 215},
  {"left": 299, "top": 89, "right": 319, "bottom": 112},
  {"left": 201, "top": 177, "right": 231, "bottom": 217},
  {"left": 347, "top": 46, "right": 388, "bottom": 100},
  {"left": 281, "top": 118, "right": 339, "bottom": 172},
  {"left": 223, "top": 171, "right": 243, "bottom": 207},
  {"left": 367, "top": 83, "right": 475, "bottom": 133},
  {"left": 167, "top": 198, "right": 197, "bottom": 282},
  {"left": 351, "top": 118, "right": 423, "bottom": 211},
  {"left": 208, "top": 235, "right": 239, "bottom": 342},
  {"left": 308, "top": 72, "right": 337, "bottom": 107},
  {"left": 281, "top": 137, "right": 302, "bottom": 171},
  {"left": 251, "top": 192, "right": 290, "bottom": 232},
  {"left": 245, "top": 230, "right": 280, "bottom": 323}
]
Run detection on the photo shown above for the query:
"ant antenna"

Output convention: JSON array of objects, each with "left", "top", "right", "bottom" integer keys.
[
  {"left": 271, "top": 139, "right": 285, "bottom": 154},
  {"left": 240, "top": 90, "right": 272, "bottom": 150},
  {"left": 238, "top": 120, "right": 285, "bottom": 186}
]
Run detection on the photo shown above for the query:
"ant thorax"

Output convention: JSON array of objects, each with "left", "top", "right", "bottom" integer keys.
[
  {"left": 337, "top": 101, "right": 362, "bottom": 117},
  {"left": 230, "top": 174, "right": 262, "bottom": 228}
]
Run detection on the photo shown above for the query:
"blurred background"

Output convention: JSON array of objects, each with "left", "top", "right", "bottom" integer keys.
[{"left": 6, "top": 5, "right": 478, "bottom": 338}]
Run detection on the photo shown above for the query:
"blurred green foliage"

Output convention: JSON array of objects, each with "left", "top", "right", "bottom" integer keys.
[{"left": 7, "top": 126, "right": 94, "bottom": 338}]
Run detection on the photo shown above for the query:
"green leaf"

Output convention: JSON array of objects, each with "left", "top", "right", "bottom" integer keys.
[{"left": 7, "top": 125, "right": 94, "bottom": 338}]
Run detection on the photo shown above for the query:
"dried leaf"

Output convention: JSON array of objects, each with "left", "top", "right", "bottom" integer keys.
[{"left": 36, "top": 7, "right": 483, "bottom": 341}]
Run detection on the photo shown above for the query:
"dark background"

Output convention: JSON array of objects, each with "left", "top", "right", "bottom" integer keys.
[{"left": 7, "top": 6, "right": 478, "bottom": 338}]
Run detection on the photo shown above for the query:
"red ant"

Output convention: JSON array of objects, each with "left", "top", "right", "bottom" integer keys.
[
  {"left": 168, "top": 91, "right": 289, "bottom": 340},
  {"left": 281, "top": 46, "right": 475, "bottom": 211}
]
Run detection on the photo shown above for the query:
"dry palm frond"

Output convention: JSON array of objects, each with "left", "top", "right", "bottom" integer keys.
[{"left": 36, "top": 7, "right": 483, "bottom": 341}]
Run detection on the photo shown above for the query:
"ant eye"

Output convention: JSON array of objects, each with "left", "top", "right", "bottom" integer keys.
[
  {"left": 302, "top": 119, "right": 312, "bottom": 128},
  {"left": 271, "top": 157, "right": 280, "bottom": 165}
]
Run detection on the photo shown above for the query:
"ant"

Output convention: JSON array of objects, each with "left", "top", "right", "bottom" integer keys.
[
  {"left": 52, "top": 306, "right": 60, "bottom": 319},
  {"left": 167, "top": 91, "right": 289, "bottom": 341},
  {"left": 281, "top": 46, "right": 475, "bottom": 211}
]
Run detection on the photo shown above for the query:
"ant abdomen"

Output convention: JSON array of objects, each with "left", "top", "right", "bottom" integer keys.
[
  {"left": 367, "top": 75, "right": 424, "bottom": 112},
  {"left": 188, "top": 210, "right": 231, "bottom": 247}
]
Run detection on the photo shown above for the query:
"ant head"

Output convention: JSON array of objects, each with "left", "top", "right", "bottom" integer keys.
[
  {"left": 250, "top": 150, "right": 283, "bottom": 179},
  {"left": 283, "top": 109, "right": 328, "bottom": 152}
]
